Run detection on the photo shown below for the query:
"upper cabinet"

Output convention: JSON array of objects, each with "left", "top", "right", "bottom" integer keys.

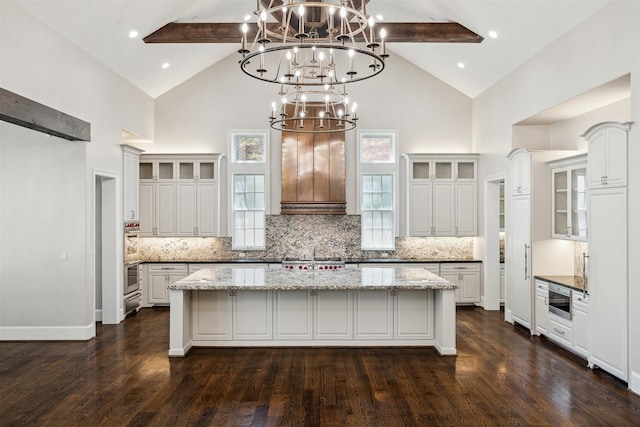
[
  {"left": 548, "top": 154, "right": 588, "bottom": 241},
  {"left": 403, "top": 154, "right": 478, "bottom": 237},
  {"left": 122, "top": 145, "right": 144, "bottom": 222},
  {"left": 510, "top": 150, "right": 531, "bottom": 195},
  {"left": 139, "top": 154, "right": 225, "bottom": 237},
  {"left": 582, "top": 122, "right": 632, "bottom": 189}
]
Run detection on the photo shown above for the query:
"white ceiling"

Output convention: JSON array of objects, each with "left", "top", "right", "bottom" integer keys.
[{"left": 15, "top": 0, "right": 612, "bottom": 100}]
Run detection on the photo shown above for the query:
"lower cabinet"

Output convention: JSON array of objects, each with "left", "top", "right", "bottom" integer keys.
[
  {"left": 572, "top": 292, "right": 589, "bottom": 359},
  {"left": 534, "top": 280, "right": 548, "bottom": 335},
  {"left": 499, "top": 264, "right": 505, "bottom": 303},
  {"left": 191, "top": 289, "right": 434, "bottom": 343},
  {"left": 147, "top": 263, "right": 188, "bottom": 305},
  {"left": 440, "top": 263, "right": 481, "bottom": 304},
  {"left": 534, "top": 279, "right": 589, "bottom": 360}
]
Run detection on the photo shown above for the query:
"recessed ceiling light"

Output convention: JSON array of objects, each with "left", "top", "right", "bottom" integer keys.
[
  {"left": 488, "top": 30, "right": 498, "bottom": 39},
  {"left": 376, "top": 14, "right": 384, "bottom": 21},
  {"left": 162, "top": 62, "right": 170, "bottom": 69},
  {"left": 128, "top": 30, "right": 139, "bottom": 38},
  {"left": 457, "top": 62, "right": 465, "bottom": 69}
]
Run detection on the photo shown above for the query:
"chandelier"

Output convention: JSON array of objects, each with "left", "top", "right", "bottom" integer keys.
[{"left": 238, "top": 0, "right": 389, "bottom": 133}]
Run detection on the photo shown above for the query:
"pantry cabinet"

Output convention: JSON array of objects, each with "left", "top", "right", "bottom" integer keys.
[
  {"left": 534, "top": 279, "right": 548, "bottom": 335},
  {"left": 548, "top": 154, "right": 587, "bottom": 241},
  {"left": 139, "top": 154, "right": 225, "bottom": 237},
  {"left": 403, "top": 154, "right": 478, "bottom": 237}
]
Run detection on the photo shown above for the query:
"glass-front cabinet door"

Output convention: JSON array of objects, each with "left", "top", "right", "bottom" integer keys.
[
  {"left": 549, "top": 154, "right": 587, "bottom": 241},
  {"left": 571, "top": 167, "right": 587, "bottom": 239}
]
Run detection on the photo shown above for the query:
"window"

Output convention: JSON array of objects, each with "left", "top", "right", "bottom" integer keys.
[
  {"left": 361, "top": 174, "right": 394, "bottom": 249},
  {"left": 360, "top": 133, "right": 395, "bottom": 163},
  {"left": 233, "top": 174, "right": 265, "bottom": 249},
  {"left": 358, "top": 130, "right": 398, "bottom": 250},
  {"left": 232, "top": 133, "right": 266, "bottom": 163},
  {"left": 228, "top": 130, "right": 269, "bottom": 250}
]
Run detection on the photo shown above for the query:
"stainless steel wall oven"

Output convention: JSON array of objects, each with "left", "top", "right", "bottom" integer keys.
[{"left": 548, "top": 283, "right": 572, "bottom": 320}]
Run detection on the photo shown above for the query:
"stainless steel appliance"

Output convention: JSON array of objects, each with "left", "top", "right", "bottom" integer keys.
[
  {"left": 124, "top": 221, "right": 141, "bottom": 316},
  {"left": 548, "top": 283, "right": 572, "bottom": 320}
]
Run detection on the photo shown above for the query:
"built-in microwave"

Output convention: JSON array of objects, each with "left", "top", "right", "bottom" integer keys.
[{"left": 548, "top": 283, "right": 572, "bottom": 320}]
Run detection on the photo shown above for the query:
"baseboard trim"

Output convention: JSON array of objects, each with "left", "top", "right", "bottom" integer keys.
[
  {"left": 0, "top": 323, "right": 94, "bottom": 341},
  {"left": 630, "top": 371, "right": 640, "bottom": 396}
]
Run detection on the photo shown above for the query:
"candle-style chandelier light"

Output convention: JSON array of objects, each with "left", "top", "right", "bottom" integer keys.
[{"left": 238, "top": 0, "right": 389, "bottom": 133}]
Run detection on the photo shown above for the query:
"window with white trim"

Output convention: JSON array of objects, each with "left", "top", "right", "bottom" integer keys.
[
  {"left": 229, "top": 130, "right": 269, "bottom": 250},
  {"left": 233, "top": 174, "right": 265, "bottom": 249},
  {"left": 358, "top": 130, "right": 398, "bottom": 250}
]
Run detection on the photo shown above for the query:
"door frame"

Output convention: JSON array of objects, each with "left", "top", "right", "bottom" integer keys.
[{"left": 483, "top": 173, "right": 505, "bottom": 311}]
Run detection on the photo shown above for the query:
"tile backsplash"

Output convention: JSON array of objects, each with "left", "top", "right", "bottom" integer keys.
[{"left": 138, "top": 215, "right": 475, "bottom": 262}]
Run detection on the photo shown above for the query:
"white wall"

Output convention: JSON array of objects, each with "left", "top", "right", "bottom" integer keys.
[
  {"left": 0, "top": 1, "right": 154, "bottom": 337},
  {"left": 152, "top": 50, "right": 473, "bottom": 215},
  {"left": 473, "top": 1, "right": 640, "bottom": 393}
]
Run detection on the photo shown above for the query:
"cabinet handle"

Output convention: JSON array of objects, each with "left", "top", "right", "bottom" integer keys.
[
  {"left": 453, "top": 266, "right": 467, "bottom": 270},
  {"left": 194, "top": 227, "right": 198, "bottom": 235},
  {"left": 390, "top": 289, "right": 397, "bottom": 296},
  {"left": 160, "top": 267, "right": 175, "bottom": 270},
  {"left": 309, "top": 289, "right": 317, "bottom": 296},
  {"left": 455, "top": 226, "right": 459, "bottom": 235},
  {"left": 553, "top": 328, "right": 565, "bottom": 336},
  {"left": 524, "top": 244, "right": 530, "bottom": 280},
  {"left": 566, "top": 226, "right": 571, "bottom": 237},
  {"left": 229, "top": 290, "right": 237, "bottom": 297}
]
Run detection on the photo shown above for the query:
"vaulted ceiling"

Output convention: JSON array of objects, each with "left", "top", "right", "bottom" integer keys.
[{"left": 15, "top": 0, "right": 611, "bottom": 99}]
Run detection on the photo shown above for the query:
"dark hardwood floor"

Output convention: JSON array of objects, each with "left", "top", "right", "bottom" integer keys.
[{"left": 1, "top": 307, "right": 639, "bottom": 426}]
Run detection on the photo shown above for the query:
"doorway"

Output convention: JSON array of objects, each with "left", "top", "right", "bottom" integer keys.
[
  {"left": 483, "top": 174, "right": 506, "bottom": 311},
  {"left": 95, "top": 172, "right": 119, "bottom": 325}
]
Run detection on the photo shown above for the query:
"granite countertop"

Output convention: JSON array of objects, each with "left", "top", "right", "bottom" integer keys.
[
  {"left": 170, "top": 266, "right": 456, "bottom": 291},
  {"left": 142, "top": 258, "right": 482, "bottom": 264},
  {"left": 534, "top": 275, "right": 588, "bottom": 293}
]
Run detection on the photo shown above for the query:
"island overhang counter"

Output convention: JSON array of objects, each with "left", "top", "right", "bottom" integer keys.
[{"left": 168, "top": 266, "right": 458, "bottom": 357}]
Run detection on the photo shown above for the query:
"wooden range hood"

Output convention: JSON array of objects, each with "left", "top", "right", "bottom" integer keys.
[{"left": 281, "top": 106, "right": 346, "bottom": 215}]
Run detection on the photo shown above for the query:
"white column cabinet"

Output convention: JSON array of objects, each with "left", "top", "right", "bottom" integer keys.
[
  {"left": 403, "top": 154, "right": 478, "bottom": 237},
  {"left": 509, "top": 195, "right": 531, "bottom": 328},
  {"left": 572, "top": 292, "right": 589, "bottom": 359},
  {"left": 583, "top": 121, "right": 631, "bottom": 383}
]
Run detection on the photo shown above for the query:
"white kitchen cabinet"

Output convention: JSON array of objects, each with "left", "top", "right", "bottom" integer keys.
[
  {"left": 273, "top": 290, "right": 313, "bottom": 340},
  {"left": 534, "top": 279, "right": 548, "bottom": 335},
  {"left": 354, "top": 290, "right": 393, "bottom": 339},
  {"left": 548, "top": 313, "right": 573, "bottom": 349},
  {"left": 412, "top": 263, "right": 440, "bottom": 275},
  {"left": 403, "top": 154, "right": 478, "bottom": 237},
  {"left": 509, "top": 194, "right": 531, "bottom": 328},
  {"left": 572, "top": 292, "right": 589, "bottom": 359},
  {"left": 192, "top": 290, "right": 233, "bottom": 341},
  {"left": 510, "top": 150, "right": 531, "bottom": 195},
  {"left": 587, "top": 186, "right": 628, "bottom": 381},
  {"left": 440, "top": 263, "right": 481, "bottom": 304},
  {"left": 233, "top": 290, "right": 272, "bottom": 340},
  {"left": 140, "top": 154, "right": 224, "bottom": 237},
  {"left": 548, "top": 154, "right": 587, "bottom": 241},
  {"left": 394, "top": 290, "right": 434, "bottom": 339},
  {"left": 314, "top": 290, "right": 353, "bottom": 339},
  {"left": 122, "top": 145, "right": 143, "bottom": 221},
  {"left": 582, "top": 122, "right": 631, "bottom": 189},
  {"left": 147, "top": 263, "right": 188, "bottom": 304}
]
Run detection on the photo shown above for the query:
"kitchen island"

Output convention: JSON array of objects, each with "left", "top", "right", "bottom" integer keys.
[{"left": 168, "top": 266, "right": 458, "bottom": 357}]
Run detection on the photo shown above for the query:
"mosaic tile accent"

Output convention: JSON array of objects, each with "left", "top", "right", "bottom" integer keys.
[
  {"left": 574, "top": 241, "right": 588, "bottom": 278},
  {"left": 139, "top": 215, "right": 476, "bottom": 262}
]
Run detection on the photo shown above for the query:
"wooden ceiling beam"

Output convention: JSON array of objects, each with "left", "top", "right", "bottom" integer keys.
[{"left": 143, "top": 22, "right": 483, "bottom": 44}]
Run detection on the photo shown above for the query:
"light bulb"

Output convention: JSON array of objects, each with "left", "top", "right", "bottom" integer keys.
[
  {"left": 260, "top": 10, "right": 267, "bottom": 21},
  {"left": 286, "top": 51, "right": 292, "bottom": 60},
  {"left": 349, "top": 49, "right": 355, "bottom": 57},
  {"left": 368, "top": 17, "right": 375, "bottom": 27},
  {"left": 319, "top": 52, "right": 325, "bottom": 61},
  {"left": 340, "top": 7, "right": 347, "bottom": 18},
  {"left": 344, "top": 97, "right": 349, "bottom": 105},
  {"left": 319, "top": 111, "right": 325, "bottom": 118},
  {"left": 380, "top": 29, "right": 387, "bottom": 39},
  {"left": 324, "top": 95, "right": 330, "bottom": 102},
  {"left": 298, "top": 4, "right": 304, "bottom": 16},
  {"left": 352, "top": 102, "right": 358, "bottom": 112},
  {"left": 242, "top": 23, "right": 248, "bottom": 33},
  {"left": 329, "top": 7, "right": 335, "bottom": 15},
  {"left": 338, "top": 109, "right": 344, "bottom": 117},
  {"left": 301, "top": 94, "right": 307, "bottom": 102}
]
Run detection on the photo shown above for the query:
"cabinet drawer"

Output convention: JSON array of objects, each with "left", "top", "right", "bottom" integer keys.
[
  {"left": 572, "top": 292, "right": 589, "bottom": 309},
  {"left": 548, "top": 317, "right": 573, "bottom": 348},
  {"left": 149, "top": 263, "right": 188, "bottom": 273},
  {"left": 440, "top": 263, "right": 480, "bottom": 272}
]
